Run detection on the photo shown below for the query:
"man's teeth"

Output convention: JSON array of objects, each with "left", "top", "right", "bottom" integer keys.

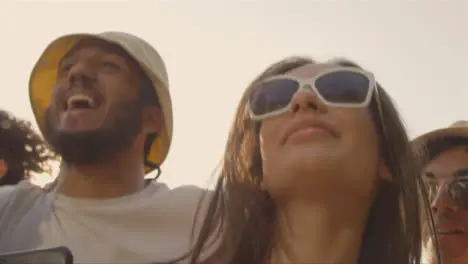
[{"left": 67, "top": 94, "right": 94, "bottom": 109}]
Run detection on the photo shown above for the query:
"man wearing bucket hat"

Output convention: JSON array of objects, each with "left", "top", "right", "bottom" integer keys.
[
  {"left": 0, "top": 32, "right": 215, "bottom": 263},
  {"left": 414, "top": 121, "right": 468, "bottom": 264}
]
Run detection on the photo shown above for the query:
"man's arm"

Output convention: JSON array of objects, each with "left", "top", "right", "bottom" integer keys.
[
  {"left": 0, "top": 180, "right": 43, "bottom": 218},
  {"left": 0, "top": 185, "right": 16, "bottom": 210}
]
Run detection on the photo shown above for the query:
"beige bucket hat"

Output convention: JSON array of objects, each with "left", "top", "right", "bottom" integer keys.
[
  {"left": 29, "top": 31, "right": 173, "bottom": 174},
  {"left": 413, "top": 120, "right": 468, "bottom": 160}
]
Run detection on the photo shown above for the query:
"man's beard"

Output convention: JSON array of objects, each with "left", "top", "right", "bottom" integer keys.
[{"left": 44, "top": 101, "right": 143, "bottom": 166}]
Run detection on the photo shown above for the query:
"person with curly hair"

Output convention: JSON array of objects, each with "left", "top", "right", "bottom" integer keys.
[{"left": 0, "top": 109, "right": 57, "bottom": 186}]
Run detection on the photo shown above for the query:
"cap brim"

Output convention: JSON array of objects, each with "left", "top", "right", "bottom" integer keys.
[{"left": 29, "top": 33, "right": 172, "bottom": 173}]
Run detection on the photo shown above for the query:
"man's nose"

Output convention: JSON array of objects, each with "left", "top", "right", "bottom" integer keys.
[
  {"left": 289, "top": 85, "right": 327, "bottom": 114},
  {"left": 432, "top": 184, "right": 458, "bottom": 215},
  {"left": 67, "top": 60, "right": 96, "bottom": 86}
]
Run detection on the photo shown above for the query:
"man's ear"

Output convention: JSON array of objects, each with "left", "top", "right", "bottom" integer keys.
[
  {"left": 141, "top": 106, "right": 163, "bottom": 134},
  {"left": 0, "top": 159, "right": 8, "bottom": 178},
  {"left": 378, "top": 160, "right": 392, "bottom": 182}
]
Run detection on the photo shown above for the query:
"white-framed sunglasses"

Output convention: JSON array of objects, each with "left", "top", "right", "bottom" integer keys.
[{"left": 248, "top": 67, "right": 376, "bottom": 121}]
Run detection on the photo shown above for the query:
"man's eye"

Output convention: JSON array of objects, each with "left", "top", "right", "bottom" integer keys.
[
  {"left": 102, "top": 61, "right": 120, "bottom": 69},
  {"left": 60, "top": 63, "right": 73, "bottom": 73}
]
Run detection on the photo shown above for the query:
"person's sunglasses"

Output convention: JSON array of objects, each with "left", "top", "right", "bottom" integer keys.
[
  {"left": 248, "top": 68, "right": 376, "bottom": 120},
  {"left": 447, "top": 176, "right": 468, "bottom": 210}
]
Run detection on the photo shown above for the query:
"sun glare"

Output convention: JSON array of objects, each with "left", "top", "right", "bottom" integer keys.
[{"left": 31, "top": 161, "right": 59, "bottom": 187}]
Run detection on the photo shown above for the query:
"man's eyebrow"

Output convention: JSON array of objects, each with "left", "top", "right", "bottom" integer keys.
[
  {"left": 453, "top": 167, "right": 468, "bottom": 178},
  {"left": 58, "top": 51, "right": 74, "bottom": 67}
]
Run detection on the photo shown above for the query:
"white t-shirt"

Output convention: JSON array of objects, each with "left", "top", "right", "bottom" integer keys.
[{"left": 0, "top": 181, "right": 216, "bottom": 263}]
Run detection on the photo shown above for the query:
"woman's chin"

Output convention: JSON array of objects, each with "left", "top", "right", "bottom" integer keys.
[{"left": 281, "top": 147, "right": 339, "bottom": 168}]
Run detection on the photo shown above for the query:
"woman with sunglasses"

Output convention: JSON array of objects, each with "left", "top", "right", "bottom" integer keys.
[
  {"left": 183, "top": 57, "right": 437, "bottom": 264},
  {"left": 0, "top": 109, "right": 57, "bottom": 186}
]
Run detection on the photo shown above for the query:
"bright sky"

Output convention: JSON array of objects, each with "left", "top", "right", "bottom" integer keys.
[{"left": 0, "top": 1, "right": 467, "bottom": 189}]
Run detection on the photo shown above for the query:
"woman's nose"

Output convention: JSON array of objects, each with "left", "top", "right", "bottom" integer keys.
[{"left": 290, "top": 85, "right": 326, "bottom": 114}]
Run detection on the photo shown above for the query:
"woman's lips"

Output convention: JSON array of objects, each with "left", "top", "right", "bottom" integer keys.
[
  {"left": 283, "top": 117, "right": 338, "bottom": 144},
  {"left": 287, "top": 127, "right": 332, "bottom": 143}
]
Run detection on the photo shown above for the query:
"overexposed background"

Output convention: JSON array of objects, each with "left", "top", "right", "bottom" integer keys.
[{"left": 0, "top": 0, "right": 467, "bottom": 188}]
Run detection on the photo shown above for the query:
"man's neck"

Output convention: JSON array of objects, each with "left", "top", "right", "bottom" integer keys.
[
  {"left": 57, "top": 152, "right": 146, "bottom": 199},
  {"left": 270, "top": 195, "right": 372, "bottom": 264}
]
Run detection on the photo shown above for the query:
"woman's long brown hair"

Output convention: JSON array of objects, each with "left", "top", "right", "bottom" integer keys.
[{"left": 187, "top": 57, "right": 438, "bottom": 264}]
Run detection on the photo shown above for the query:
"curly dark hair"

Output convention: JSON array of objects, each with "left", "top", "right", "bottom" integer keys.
[{"left": 0, "top": 109, "right": 58, "bottom": 186}]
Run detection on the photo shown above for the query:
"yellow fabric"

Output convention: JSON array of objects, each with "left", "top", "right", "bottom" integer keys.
[{"left": 29, "top": 34, "right": 171, "bottom": 174}]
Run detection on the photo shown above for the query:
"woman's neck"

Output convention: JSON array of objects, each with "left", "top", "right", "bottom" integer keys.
[{"left": 270, "top": 195, "right": 372, "bottom": 264}]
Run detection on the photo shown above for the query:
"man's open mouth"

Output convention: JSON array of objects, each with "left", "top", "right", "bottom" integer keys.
[{"left": 65, "top": 94, "right": 95, "bottom": 110}]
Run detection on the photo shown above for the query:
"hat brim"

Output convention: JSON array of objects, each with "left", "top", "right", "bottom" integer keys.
[
  {"left": 413, "top": 126, "right": 468, "bottom": 160},
  {"left": 29, "top": 33, "right": 172, "bottom": 174}
]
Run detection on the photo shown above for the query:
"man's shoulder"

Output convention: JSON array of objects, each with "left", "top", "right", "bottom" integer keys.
[
  {"left": 170, "top": 184, "right": 212, "bottom": 196},
  {"left": 165, "top": 185, "right": 220, "bottom": 259},
  {"left": 145, "top": 183, "right": 213, "bottom": 219},
  {"left": 151, "top": 183, "right": 212, "bottom": 204}
]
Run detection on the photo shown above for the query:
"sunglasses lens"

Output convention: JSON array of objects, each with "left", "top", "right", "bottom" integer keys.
[
  {"left": 449, "top": 179, "right": 468, "bottom": 209},
  {"left": 250, "top": 78, "right": 299, "bottom": 116},
  {"left": 315, "top": 71, "right": 370, "bottom": 104}
]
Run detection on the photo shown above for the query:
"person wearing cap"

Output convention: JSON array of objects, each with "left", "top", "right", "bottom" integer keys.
[
  {"left": 0, "top": 32, "right": 215, "bottom": 263},
  {"left": 414, "top": 121, "right": 468, "bottom": 264}
]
